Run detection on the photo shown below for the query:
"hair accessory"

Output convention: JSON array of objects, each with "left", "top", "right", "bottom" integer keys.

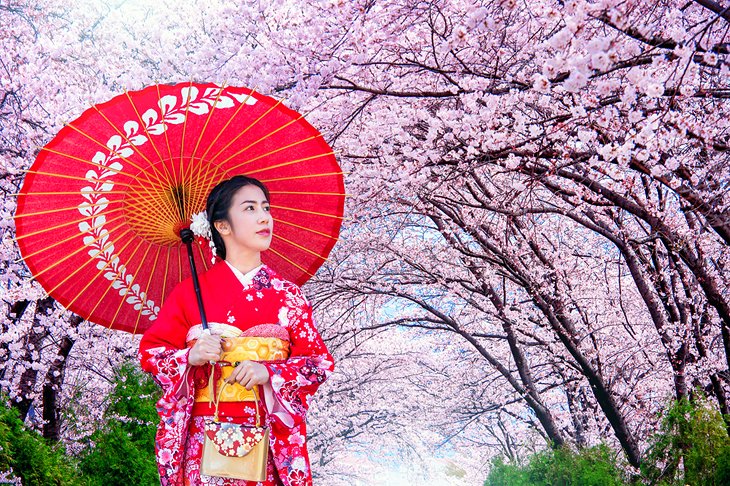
[{"left": 190, "top": 211, "right": 217, "bottom": 264}]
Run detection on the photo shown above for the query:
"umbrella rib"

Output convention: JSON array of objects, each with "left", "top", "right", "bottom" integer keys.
[
  {"left": 216, "top": 115, "right": 308, "bottom": 167},
  {"left": 209, "top": 98, "right": 285, "bottom": 163},
  {"left": 57, "top": 226, "right": 141, "bottom": 313},
  {"left": 271, "top": 233, "right": 328, "bottom": 260},
  {"left": 270, "top": 204, "right": 344, "bottom": 220},
  {"left": 179, "top": 81, "right": 195, "bottom": 223},
  {"left": 123, "top": 191, "right": 183, "bottom": 236},
  {"left": 61, "top": 121, "right": 169, "bottom": 189},
  {"left": 191, "top": 85, "right": 226, "bottom": 159},
  {"left": 188, "top": 164, "right": 223, "bottom": 211},
  {"left": 118, "top": 90, "right": 193, "bottom": 229},
  {"left": 160, "top": 245, "right": 172, "bottom": 309},
  {"left": 36, "top": 147, "right": 191, "bottom": 216},
  {"left": 177, "top": 152, "right": 224, "bottom": 221},
  {"left": 19, "top": 169, "right": 140, "bottom": 188},
  {"left": 39, "top": 147, "right": 125, "bottom": 174},
  {"left": 91, "top": 103, "right": 172, "bottom": 187},
  {"left": 14, "top": 190, "right": 129, "bottom": 197},
  {"left": 183, "top": 162, "right": 220, "bottom": 218},
  {"left": 122, "top": 88, "right": 176, "bottom": 187},
  {"left": 127, "top": 185, "right": 186, "bottom": 237},
  {"left": 14, "top": 210, "right": 128, "bottom": 242},
  {"left": 184, "top": 84, "right": 228, "bottom": 227},
  {"left": 18, "top": 170, "right": 182, "bottom": 214},
  {"left": 267, "top": 247, "right": 314, "bottom": 277},
  {"left": 154, "top": 83, "right": 177, "bottom": 176},
  {"left": 28, "top": 221, "right": 133, "bottom": 283},
  {"left": 81, "top": 236, "right": 147, "bottom": 330},
  {"left": 14, "top": 201, "right": 112, "bottom": 219},
  {"left": 15, "top": 196, "right": 177, "bottom": 248},
  {"left": 22, "top": 168, "right": 181, "bottom": 231},
  {"left": 178, "top": 79, "right": 193, "bottom": 193},
  {"left": 220, "top": 134, "right": 322, "bottom": 172},
  {"left": 198, "top": 87, "right": 257, "bottom": 163},
  {"left": 270, "top": 191, "right": 350, "bottom": 196},
  {"left": 192, "top": 170, "right": 218, "bottom": 215},
  {"left": 236, "top": 152, "right": 335, "bottom": 177},
  {"left": 195, "top": 239, "right": 209, "bottom": 273},
  {"left": 273, "top": 218, "right": 339, "bottom": 239},
  {"left": 107, "top": 237, "right": 154, "bottom": 331},
  {"left": 259, "top": 172, "right": 345, "bottom": 183},
  {"left": 39, "top": 227, "right": 134, "bottom": 299},
  {"left": 14, "top": 215, "right": 121, "bottom": 263},
  {"left": 131, "top": 242, "right": 159, "bottom": 334}
]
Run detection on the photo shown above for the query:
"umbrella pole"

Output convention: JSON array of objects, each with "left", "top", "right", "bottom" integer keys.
[{"left": 179, "top": 228, "right": 209, "bottom": 331}]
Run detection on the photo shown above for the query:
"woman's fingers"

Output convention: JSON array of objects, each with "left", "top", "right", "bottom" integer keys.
[
  {"left": 226, "top": 361, "right": 267, "bottom": 389},
  {"left": 228, "top": 366, "right": 247, "bottom": 385},
  {"left": 188, "top": 334, "right": 222, "bottom": 365}
]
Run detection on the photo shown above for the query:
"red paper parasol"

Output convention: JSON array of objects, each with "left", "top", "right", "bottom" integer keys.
[{"left": 15, "top": 82, "right": 345, "bottom": 334}]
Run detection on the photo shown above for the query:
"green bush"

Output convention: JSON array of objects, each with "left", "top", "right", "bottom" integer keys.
[
  {"left": 77, "top": 361, "right": 160, "bottom": 486},
  {"left": 642, "top": 396, "right": 730, "bottom": 486},
  {"left": 485, "top": 456, "right": 533, "bottom": 486},
  {"left": 715, "top": 445, "right": 730, "bottom": 484},
  {"left": 0, "top": 398, "right": 83, "bottom": 485},
  {"left": 485, "top": 444, "right": 626, "bottom": 486}
]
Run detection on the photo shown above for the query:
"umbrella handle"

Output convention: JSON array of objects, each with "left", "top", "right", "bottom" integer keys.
[{"left": 180, "top": 228, "right": 209, "bottom": 331}]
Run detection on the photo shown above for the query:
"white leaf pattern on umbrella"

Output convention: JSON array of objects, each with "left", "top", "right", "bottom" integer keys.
[{"left": 75, "top": 86, "right": 254, "bottom": 323}]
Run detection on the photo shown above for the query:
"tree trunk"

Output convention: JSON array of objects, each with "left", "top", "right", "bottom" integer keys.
[
  {"left": 536, "top": 292, "right": 643, "bottom": 467},
  {"left": 1, "top": 300, "right": 31, "bottom": 384},
  {"left": 42, "top": 328, "right": 76, "bottom": 442},
  {"left": 13, "top": 297, "right": 54, "bottom": 421}
]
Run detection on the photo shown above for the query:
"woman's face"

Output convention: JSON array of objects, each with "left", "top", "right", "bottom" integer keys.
[{"left": 216, "top": 184, "right": 273, "bottom": 255}]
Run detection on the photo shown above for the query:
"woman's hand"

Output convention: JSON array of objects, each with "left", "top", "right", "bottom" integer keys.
[
  {"left": 188, "top": 332, "right": 222, "bottom": 366},
  {"left": 227, "top": 361, "right": 270, "bottom": 390}
]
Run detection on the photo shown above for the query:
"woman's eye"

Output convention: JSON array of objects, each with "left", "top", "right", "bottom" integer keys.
[
  {"left": 264, "top": 206, "right": 270, "bottom": 212},
  {"left": 245, "top": 206, "right": 254, "bottom": 211}
]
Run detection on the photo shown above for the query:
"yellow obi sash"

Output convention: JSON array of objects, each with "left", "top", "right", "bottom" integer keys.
[{"left": 194, "top": 337, "right": 290, "bottom": 403}]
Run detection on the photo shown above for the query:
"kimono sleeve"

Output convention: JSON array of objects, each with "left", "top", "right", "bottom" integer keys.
[
  {"left": 262, "top": 283, "right": 334, "bottom": 427},
  {"left": 138, "top": 280, "right": 194, "bottom": 399},
  {"left": 137, "top": 280, "right": 198, "bottom": 485}
]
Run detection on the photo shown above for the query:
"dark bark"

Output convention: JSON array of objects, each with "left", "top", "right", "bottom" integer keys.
[
  {"left": 710, "top": 373, "right": 730, "bottom": 436},
  {"left": 428, "top": 200, "right": 641, "bottom": 465},
  {"left": 533, "top": 289, "right": 642, "bottom": 467},
  {"left": 427, "top": 212, "right": 568, "bottom": 447},
  {"left": 618, "top": 239, "right": 688, "bottom": 399},
  {"left": 484, "top": 281, "right": 566, "bottom": 448},
  {"left": 0, "top": 300, "right": 31, "bottom": 384},
  {"left": 564, "top": 379, "right": 588, "bottom": 448},
  {"left": 42, "top": 322, "right": 77, "bottom": 442},
  {"left": 511, "top": 212, "right": 643, "bottom": 466},
  {"left": 693, "top": 0, "right": 730, "bottom": 24},
  {"left": 525, "top": 162, "right": 730, "bottom": 379},
  {"left": 13, "top": 297, "right": 54, "bottom": 421}
]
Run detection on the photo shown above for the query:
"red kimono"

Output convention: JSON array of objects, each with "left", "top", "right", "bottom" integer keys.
[{"left": 138, "top": 261, "right": 334, "bottom": 486}]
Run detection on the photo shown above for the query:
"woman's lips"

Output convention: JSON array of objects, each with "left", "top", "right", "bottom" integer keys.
[{"left": 257, "top": 229, "right": 271, "bottom": 236}]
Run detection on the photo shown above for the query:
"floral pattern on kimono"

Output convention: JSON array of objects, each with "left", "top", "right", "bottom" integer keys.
[{"left": 139, "top": 262, "right": 334, "bottom": 486}]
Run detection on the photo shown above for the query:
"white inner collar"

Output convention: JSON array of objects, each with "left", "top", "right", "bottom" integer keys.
[{"left": 225, "top": 261, "right": 263, "bottom": 286}]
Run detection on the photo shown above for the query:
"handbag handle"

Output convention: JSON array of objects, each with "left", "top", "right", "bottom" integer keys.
[{"left": 212, "top": 379, "right": 263, "bottom": 427}]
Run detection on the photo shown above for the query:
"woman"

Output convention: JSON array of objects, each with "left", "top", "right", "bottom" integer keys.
[{"left": 139, "top": 175, "right": 334, "bottom": 486}]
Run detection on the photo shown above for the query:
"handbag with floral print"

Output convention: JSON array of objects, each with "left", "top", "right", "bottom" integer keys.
[{"left": 200, "top": 382, "right": 269, "bottom": 481}]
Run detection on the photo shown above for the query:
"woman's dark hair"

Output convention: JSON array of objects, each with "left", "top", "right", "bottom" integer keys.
[{"left": 206, "top": 175, "right": 270, "bottom": 260}]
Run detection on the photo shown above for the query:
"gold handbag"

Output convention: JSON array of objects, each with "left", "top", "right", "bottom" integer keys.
[{"left": 200, "top": 382, "right": 269, "bottom": 481}]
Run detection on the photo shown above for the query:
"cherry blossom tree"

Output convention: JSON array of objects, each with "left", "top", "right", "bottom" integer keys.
[
  {"left": 2, "top": 0, "right": 730, "bottom": 482},
  {"left": 315, "top": 0, "right": 730, "bottom": 470}
]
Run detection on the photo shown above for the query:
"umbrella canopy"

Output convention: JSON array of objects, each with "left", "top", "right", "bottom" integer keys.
[{"left": 15, "top": 82, "right": 345, "bottom": 334}]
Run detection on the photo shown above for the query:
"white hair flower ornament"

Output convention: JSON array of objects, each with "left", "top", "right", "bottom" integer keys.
[{"left": 190, "top": 210, "right": 217, "bottom": 264}]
